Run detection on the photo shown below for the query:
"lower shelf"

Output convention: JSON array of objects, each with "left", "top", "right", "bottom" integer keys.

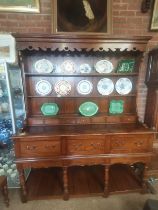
[{"left": 26, "top": 164, "right": 143, "bottom": 200}]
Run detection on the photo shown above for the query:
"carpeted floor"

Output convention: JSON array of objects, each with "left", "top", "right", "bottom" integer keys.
[{"left": 0, "top": 188, "right": 158, "bottom": 210}]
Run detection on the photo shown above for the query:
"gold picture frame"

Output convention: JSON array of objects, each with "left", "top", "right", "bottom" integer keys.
[
  {"left": 0, "top": 0, "right": 40, "bottom": 13},
  {"left": 150, "top": 0, "right": 158, "bottom": 30},
  {"left": 52, "top": 0, "right": 112, "bottom": 34}
]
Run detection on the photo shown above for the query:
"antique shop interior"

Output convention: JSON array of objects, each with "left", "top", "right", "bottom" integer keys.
[{"left": 0, "top": 0, "right": 158, "bottom": 210}]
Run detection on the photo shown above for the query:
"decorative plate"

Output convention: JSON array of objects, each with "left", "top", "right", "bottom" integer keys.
[
  {"left": 54, "top": 80, "right": 71, "bottom": 96},
  {"left": 116, "top": 59, "right": 135, "bottom": 73},
  {"left": 97, "top": 78, "right": 114, "bottom": 95},
  {"left": 35, "top": 80, "right": 52, "bottom": 96},
  {"left": 79, "top": 64, "right": 91, "bottom": 74},
  {"left": 115, "top": 78, "right": 132, "bottom": 95},
  {"left": 109, "top": 100, "right": 124, "bottom": 114},
  {"left": 95, "top": 60, "right": 113, "bottom": 73},
  {"left": 79, "top": 102, "right": 99, "bottom": 117},
  {"left": 61, "top": 60, "right": 75, "bottom": 74},
  {"left": 41, "top": 103, "right": 59, "bottom": 116},
  {"left": 77, "top": 80, "right": 93, "bottom": 95},
  {"left": 34, "top": 59, "right": 55, "bottom": 73}
]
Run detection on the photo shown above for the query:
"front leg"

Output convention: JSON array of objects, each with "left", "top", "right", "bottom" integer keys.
[
  {"left": 103, "top": 165, "right": 110, "bottom": 198},
  {"left": 141, "top": 165, "right": 148, "bottom": 194},
  {"left": 63, "top": 166, "right": 69, "bottom": 200},
  {"left": 18, "top": 169, "right": 27, "bottom": 202},
  {"left": 1, "top": 179, "right": 9, "bottom": 207}
]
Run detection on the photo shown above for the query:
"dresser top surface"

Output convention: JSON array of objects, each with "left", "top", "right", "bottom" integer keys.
[{"left": 13, "top": 123, "right": 155, "bottom": 138}]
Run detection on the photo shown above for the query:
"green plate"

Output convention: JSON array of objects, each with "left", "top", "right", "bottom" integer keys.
[
  {"left": 116, "top": 59, "right": 135, "bottom": 73},
  {"left": 41, "top": 103, "right": 59, "bottom": 116},
  {"left": 109, "top": 100, "right": 124, "bottom": 114},
  {"left": 79, "top": 102, "right": 99, "bottom": 117}
]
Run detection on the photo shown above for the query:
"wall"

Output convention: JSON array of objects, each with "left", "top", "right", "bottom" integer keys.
[{"left": 0, "top": 0, "right": 158, "bottom": 121}]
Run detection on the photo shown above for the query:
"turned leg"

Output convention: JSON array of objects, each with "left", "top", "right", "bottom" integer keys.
[
  {"left": 141, "top": 165, "right": 148, "bottom": 194},
  {"left": 1, "top": 183, "right": 9, "bottom": 207},
  {"left": 18, "top": 169, "right": 27, "bottom": 203},
  {"left": 103, "top": 165, "right": 110, "bottom": 198},
  {"left": 63, "top": 166, "right": 69, "bottom": 200}
]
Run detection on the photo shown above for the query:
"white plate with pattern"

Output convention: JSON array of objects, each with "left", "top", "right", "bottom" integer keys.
[
  {"left": 79, "top": 64, "right": 91, "bottom": 74},
  {"left": 54, "top": 80, "right": 71, "bottom": 96},
  {"left": 77, "top": 80, "right": 93, "bottom": 95},
  {"left": 115, "top": 78, "right": 132, "bottom": 95},
  {"left": 97, "top": 78, "right": 114, "bottom": 95},
  {"left": 35, "top": 80, "right": 52, "bottom": 96},
  {"left": 61, "top": 60, "right": 76, "bottom": 74},
  {"left": 34, "top": 59, "right": 55, "bottom": 73},
  {"left": 95, "top": 60, "right": 113, "bottom": 74}
]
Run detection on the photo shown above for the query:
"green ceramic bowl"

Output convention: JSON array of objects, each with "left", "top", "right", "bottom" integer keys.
[
  {"left": 79, "top": 102, "right": 98, "bottom": 117},
  {"left": 41, "top": 103, "right": 59, "bottom": 116}
]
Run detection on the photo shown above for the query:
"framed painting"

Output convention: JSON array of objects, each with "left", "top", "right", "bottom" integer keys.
[
  {"left": 0, "top": 34, "right": 16, "bottom": 63},
  {"left": 52, "top": 0, "right": 112, "bottom": 34},
  {"left": 0, "top": 0, "right": 40, "bottom": 13},
  {"left": 150, "top": 0, "right": 158, "bottom": 30}
]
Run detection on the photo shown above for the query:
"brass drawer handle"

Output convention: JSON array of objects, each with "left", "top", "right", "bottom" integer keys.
[
  {"left": 134, "top": 141, "right": 143, "bottom": 147},
  {"left": 26, "top": 145, "right": 37, "bottom": 150}
]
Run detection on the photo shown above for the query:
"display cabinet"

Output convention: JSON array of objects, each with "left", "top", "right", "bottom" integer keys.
[
  {"left": 13, "top": 34, "right": 155, "bottom": 202},
  {"left": 0, "top": 62, "right": 25, "bottom": 187}
]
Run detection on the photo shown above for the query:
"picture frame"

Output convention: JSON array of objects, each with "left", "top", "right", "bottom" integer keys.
[
  {"left": 0, "top": 34, "right": 16, "bottom": 63},
  {"left": 0, "top": 0, "right": 40, "bottom": 13},
  {"left": 52, "top": 0, "right": 112, "bottom": 34},
  {"left": 150, "top": 0, "right": 158, "bottom": 30}
]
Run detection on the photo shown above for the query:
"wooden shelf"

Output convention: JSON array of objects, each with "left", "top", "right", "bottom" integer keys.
[
  {"left": 26, "top": 164, "right": 142, "bottom": 200},
  {"left": 25, "top": 73, "right": 139, "bottom": 77},
  {"left": 27, "top": 94, "right": 137, "bottom": 98}
]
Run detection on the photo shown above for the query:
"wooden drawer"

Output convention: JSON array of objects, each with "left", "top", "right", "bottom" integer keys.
[
  {"left": 67, "top": 136, "right": 107, "bottom": 155},
  {"left": 19, "top": 138, "right": 61, "bottom": 157},
  {"left": 110, "top": 134, "right": 153, "bottom": 153}
]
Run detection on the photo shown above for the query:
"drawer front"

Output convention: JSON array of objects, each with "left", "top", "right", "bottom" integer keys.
[
  {"left": 20, "top": 138, "right": 61, "bottom": 157},
  {"left": 67, "top": 136, "right": 106, "bottom": 155},
  {"left": 110, "top": 134, "right": 153, "bottom": 153}
]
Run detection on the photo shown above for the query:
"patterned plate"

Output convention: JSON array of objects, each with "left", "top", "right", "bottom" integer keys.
[
  {"left": 79, "top": 64, "right": 91, "bottom": 74},
  {"left": 95, "top": 60, "right": 113, "bottom": 74},
  {"left": 97, "top": 78, "right": 114, "bottom": 95},
  {"left": 61, "top": 60, "right": 75, "bottom": 74},
  {"left": 34, "top": 59, "right": 55, "bottom": 73},
  {"left": 54, "top": 80, "right": 71, "bottom": 96},
  {"left": 77, "top": 80, "right": 93, "bottom": 95},
  {"left": 115, "top": 78, "right": 132, "bottom": 95},
  {"left": 35, "top": 80, "right": 52, "bottom": 96}
]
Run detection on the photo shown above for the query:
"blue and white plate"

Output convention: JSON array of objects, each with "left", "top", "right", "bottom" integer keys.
[
  {"left": 97, "top": 78, "right": 114, "bottom": 95},
  {"left": 115, "top": 78, "right": 132, "bottom": 95},
  {"left": 77, "top": 80, "right": 93, "bottom": 95}
]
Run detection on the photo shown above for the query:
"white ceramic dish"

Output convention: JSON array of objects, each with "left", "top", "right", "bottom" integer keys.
[
  {"left": 54, "top": 80, "right": 71, "bottom": 96},
  {"left": 79, "top": 63, "right": 91, "bottom": 74},
  {"left": 115, "top": 78, "right": 132, "bottom": 95},
  {"left": 97, "top": 78, "right": 114, "bottom": 95},
  {"left": 77, "top": 80, "right": 93, "bottom": 95},
  {"left": 61, "top": 60, "right": 75, "bottom": 74},
  {"left": 95, "top": 60, "right": 113, "bottom": 73},
  {"left": 34, "top": 59, "right": 55, "bottom": 73},
  {"left": 35, "top": 80, "right": 52, "bottom": 96}
]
